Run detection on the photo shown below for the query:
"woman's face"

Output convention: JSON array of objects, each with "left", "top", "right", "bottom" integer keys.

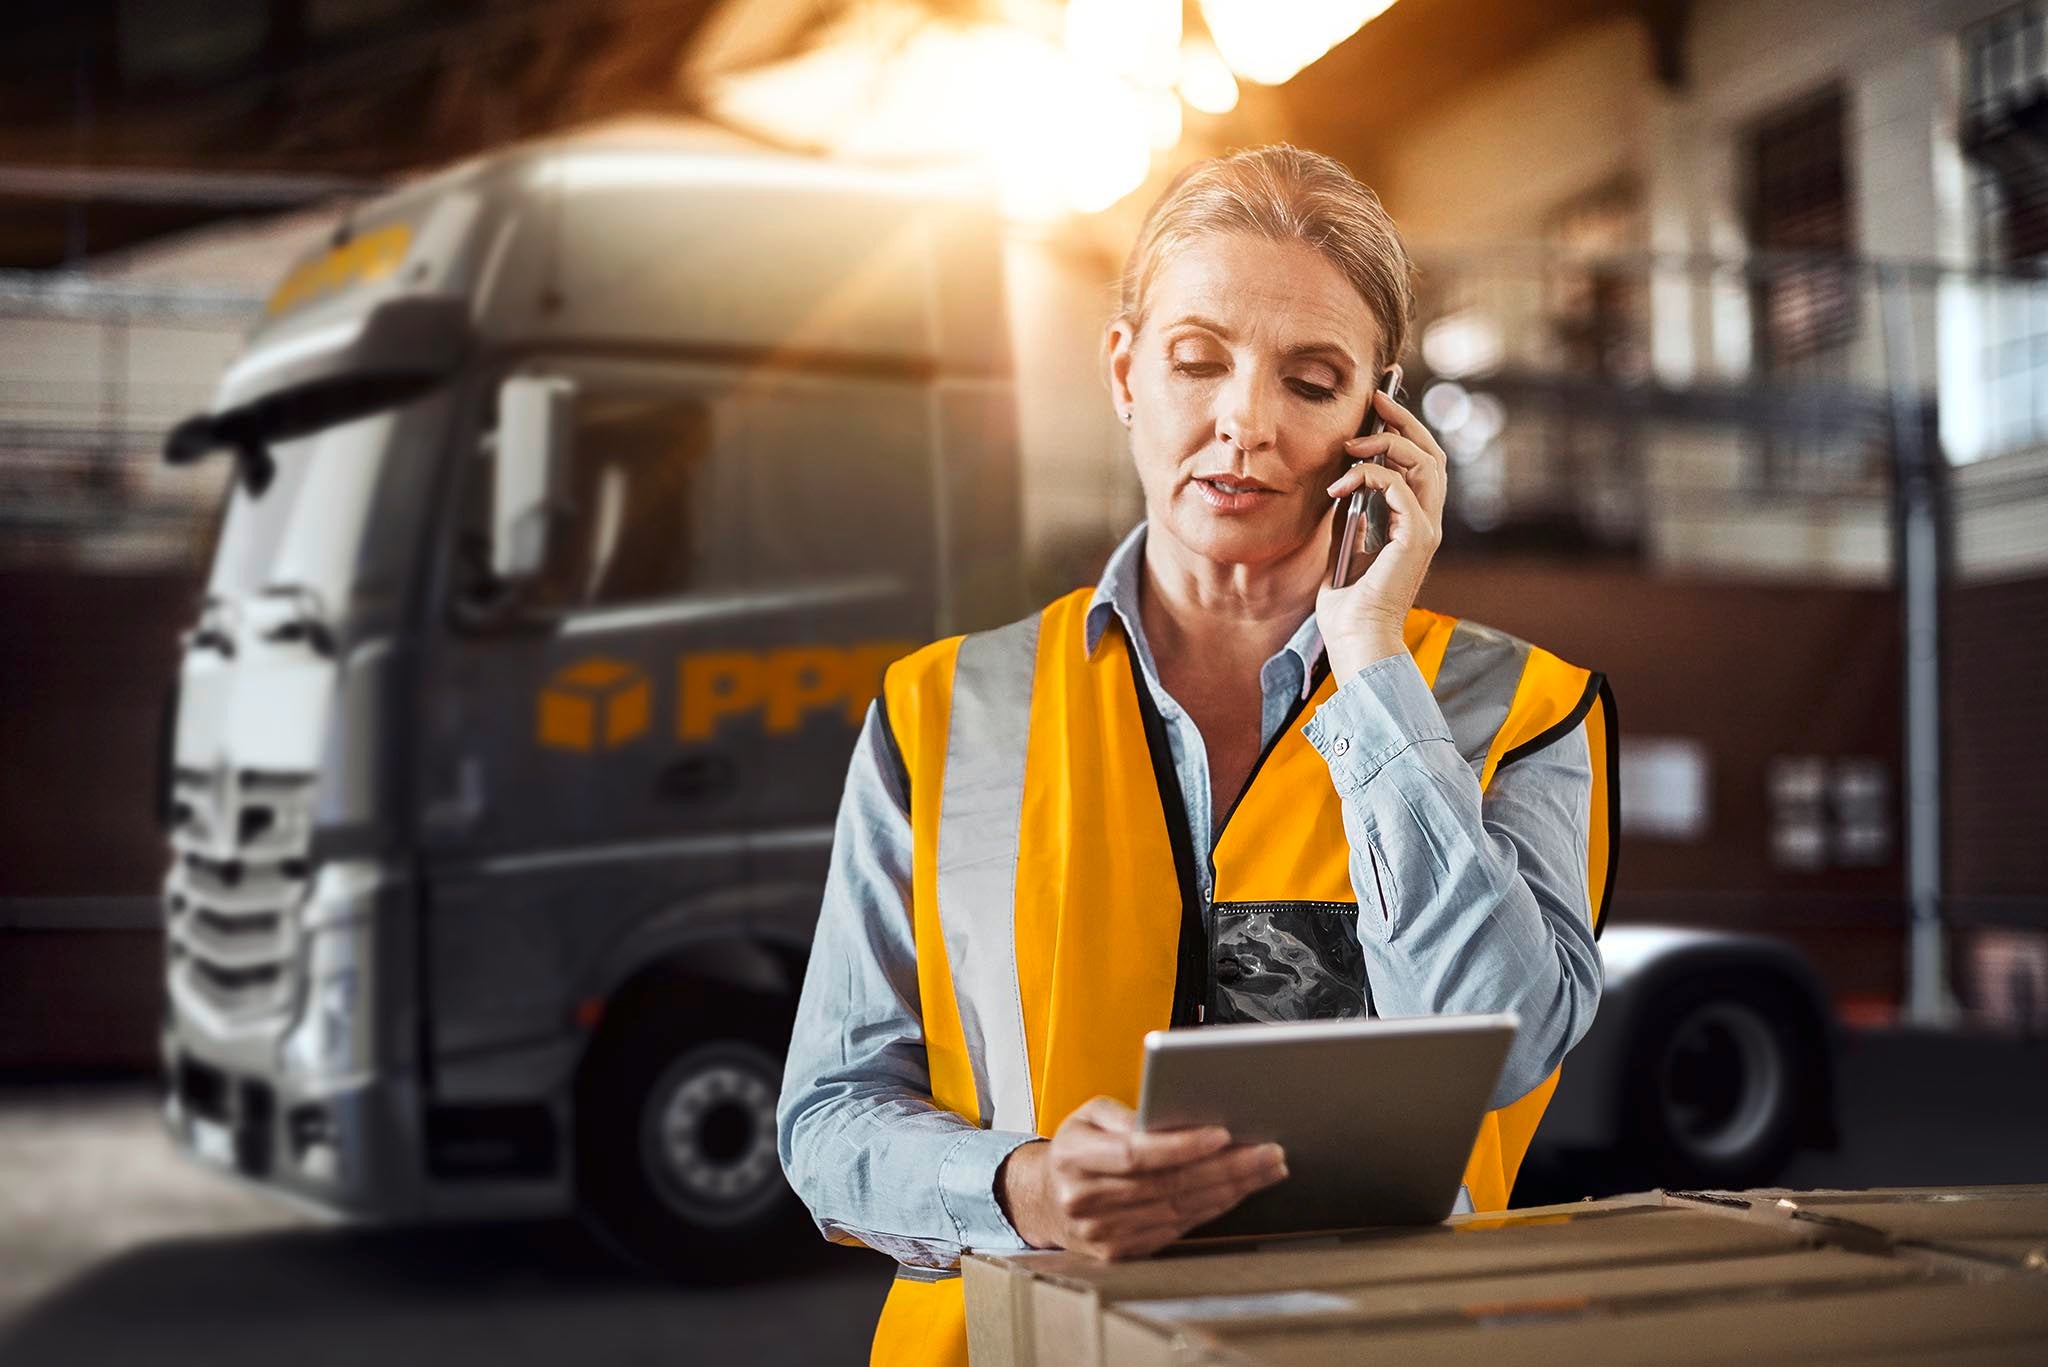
[{"left": 1108, "top": 233, "right": 1382, "bottom": 572}]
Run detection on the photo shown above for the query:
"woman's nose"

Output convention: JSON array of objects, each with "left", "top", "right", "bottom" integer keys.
[{"left": 1215, "top": 373, "right": 1278, "bottom": 454}]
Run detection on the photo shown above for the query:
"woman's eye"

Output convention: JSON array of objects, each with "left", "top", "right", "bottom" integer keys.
[
  {"left": 1289, "top": 379, "right": 1338, "bottom": 403},
  {"left": 1172, "top": 360, "right": 1224, "bottom": 377}
]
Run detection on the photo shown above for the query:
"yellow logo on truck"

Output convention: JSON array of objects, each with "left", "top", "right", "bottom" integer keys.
[
  {"left": 266, "top": 222, "right": 413, "bottom": 317},
  {"left": 538, "top": 642, "right": 915, "bottom": 752},
  {"left": 538, "top": 658, "right": 652, "bottom": 752},
  {"left": 678, "top": 642, "right": 913, "bottom": 740}
]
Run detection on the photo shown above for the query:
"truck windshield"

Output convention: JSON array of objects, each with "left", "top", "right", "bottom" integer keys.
[{"left": 204, "top": 400, "right": 406, "bottom": 606}]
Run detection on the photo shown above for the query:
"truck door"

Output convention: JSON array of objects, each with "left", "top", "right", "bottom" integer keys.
[
  {"left": 728, "top": 371, "right": 938, "bottom": 854},
  {"left": 415, "top": 359, "right": 764, "bottom": 1062},
  {"left": 414, "top": 356, "right": 946, "bottom": 1059}
]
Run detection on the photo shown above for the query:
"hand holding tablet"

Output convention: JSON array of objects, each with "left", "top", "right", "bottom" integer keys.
[
  {"left": 1000, "top": 1012, "right": 1517, "bottom": 1256},
  {"left": 1134, "top": 1013, "right": 1519, "bottom": 1240},
  {"left": 994, "top": 1095, "right": 1288, "bottom": 1261}
]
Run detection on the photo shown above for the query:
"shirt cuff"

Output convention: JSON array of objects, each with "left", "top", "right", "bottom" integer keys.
[
  {"left": 1300, "top": 651, "right": 1455, "bottom": 796},
  {"left": 937, "top": 1128, "right": 1042, "bottom": 1252}
]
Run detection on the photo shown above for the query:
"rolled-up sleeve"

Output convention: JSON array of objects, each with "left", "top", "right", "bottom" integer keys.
[
  {"left": 1299, "top": 652, "right": 1603, "bottom": 1110},
  {"left": 776, "top": 699, "right": 1038, "bottom": 1269}
]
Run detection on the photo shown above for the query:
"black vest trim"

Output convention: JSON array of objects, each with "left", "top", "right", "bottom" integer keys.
[
  {"left": 1490, "top": 670, "right": 1619, "bottom": 943},
  {"left": 1122, "top": 635, "right": 1209, "bottom": 1029}
]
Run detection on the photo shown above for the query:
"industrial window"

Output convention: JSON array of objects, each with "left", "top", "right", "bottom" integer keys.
[
  {"left": 1963, "top": 4, "right": 2048, "bottom": 453},
  {"left": 1964, "top": 1, "right": 2048, "bottom": 263},
  {"left": 1747, "top": 90, "right": 1855, "bottom": 371},
  {"left": 1544, "top": 177, "right": 1650, "bottom": 383}
]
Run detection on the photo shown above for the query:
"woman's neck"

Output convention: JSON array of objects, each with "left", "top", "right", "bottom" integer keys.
[{"left": 1138, "top": 521, "right": 1326, "bottom": 674}]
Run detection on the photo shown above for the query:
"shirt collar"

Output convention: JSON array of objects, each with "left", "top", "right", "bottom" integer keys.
[{"left": 1082, "top": 521, "right": 1326, "bottom": 701}]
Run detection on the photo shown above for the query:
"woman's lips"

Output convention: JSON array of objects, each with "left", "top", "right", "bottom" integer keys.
[{"left": 1191, "top": 475, "right": 1280, "bottom": 513}]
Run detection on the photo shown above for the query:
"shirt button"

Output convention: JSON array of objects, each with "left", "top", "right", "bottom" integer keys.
[{"left": 1333, "top": 736, "right": 1351, "bottom": 757}]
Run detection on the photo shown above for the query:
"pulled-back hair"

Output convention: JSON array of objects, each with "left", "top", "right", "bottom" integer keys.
[{"left": 1112, "top": 144, "right": 1416, "bottom": 370}]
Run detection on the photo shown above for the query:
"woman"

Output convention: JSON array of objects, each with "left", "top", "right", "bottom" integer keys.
[{"left": 777, "top": 145, "right": 1618, "bottom": 1365}]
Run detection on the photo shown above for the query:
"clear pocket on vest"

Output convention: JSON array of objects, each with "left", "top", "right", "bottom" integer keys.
[{"left": 1208, "top": 901, "right": 1369, "bottom": 1026}]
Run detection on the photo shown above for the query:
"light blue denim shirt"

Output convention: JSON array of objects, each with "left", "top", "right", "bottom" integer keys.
[{"left": 777, "top": 521, "right": 1602, "bottom": 1269}]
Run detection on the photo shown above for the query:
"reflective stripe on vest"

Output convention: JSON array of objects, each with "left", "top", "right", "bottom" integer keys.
[
  {"left": 870, "top": 591, "right": 1617, "bottom": 1367},
  {"left": 936, "top": 614, "right": 1041, "bottom": 1133},
  {"left": 1433, "top": 618, "right": 1531, "bottom": 781}
]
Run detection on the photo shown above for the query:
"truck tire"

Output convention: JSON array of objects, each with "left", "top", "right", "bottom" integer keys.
[
  {"left": 1621, "top": 972, "right": 1813, "bottom": 1190},
  {"left": 574, "top": 992, "right": 808, "bottom": 1282}
]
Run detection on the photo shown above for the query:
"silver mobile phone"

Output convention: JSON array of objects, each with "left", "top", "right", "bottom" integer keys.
[{"left": 1328, "top": 364, "right": 1405, "bottom": 590}]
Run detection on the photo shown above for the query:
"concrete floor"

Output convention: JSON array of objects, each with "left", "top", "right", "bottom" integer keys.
[
  {"left": 3, "top": 1026, "right": 2045, "bottom": 1367},
  {"left": 0, "top": 1088, "right": 893, "bottom": 1367}
]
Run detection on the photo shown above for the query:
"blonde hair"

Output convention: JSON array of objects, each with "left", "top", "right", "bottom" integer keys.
[{"left": 1112, "top": 144, "right": 1415, "bottom": 371}]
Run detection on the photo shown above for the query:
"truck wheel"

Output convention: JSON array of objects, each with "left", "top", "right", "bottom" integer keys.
[
  {"left": 1623, "top": 974, "right": 1812, "bottom": 1190},
  {"left": 575, "top": 995, "right": 807, "bottom": 1282}
]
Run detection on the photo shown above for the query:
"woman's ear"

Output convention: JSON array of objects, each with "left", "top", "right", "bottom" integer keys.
[{"left": 1104, "top": 317, "right": 1139, "bottom": 421}]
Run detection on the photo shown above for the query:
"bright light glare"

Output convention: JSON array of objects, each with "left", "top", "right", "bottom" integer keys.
[
  {"left": 1199, "top": 0, "right": 1400, "bottom": 86},
  {"left": 1463, "top": 392, "right": 1506, "bottom": 446},
  {"left": 1421, "top": 380, "right": 1472, "bottom": 434},
  {"left": 1067, "top": 0, "right": 1180, "bottom": 89},
  {"left": 1149, "top": 90, "right": 1185, "bottom": 150},
  {"left": 707, "top": 14, "right": 1156, "bottom": 220},
  {"left": 1421, "top": 309, "right": 1505, "bottom": 378},
  {"left": 1177, "top": 37, "right": 1240, "bottom": 114}
]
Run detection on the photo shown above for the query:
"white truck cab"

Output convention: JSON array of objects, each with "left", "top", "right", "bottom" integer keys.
[{"left": 160, "top": 129, "right": 1020, "bottom": 1275}]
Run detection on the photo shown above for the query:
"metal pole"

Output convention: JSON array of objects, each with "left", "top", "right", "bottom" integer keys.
[{"left": 1878, "top": 263, "right": 1955, "bottom": 1027}]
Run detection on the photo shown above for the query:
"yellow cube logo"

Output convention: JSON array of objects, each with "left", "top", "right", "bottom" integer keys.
[{"left": 538, "top": 658, "right": 651, "bottom": 751}]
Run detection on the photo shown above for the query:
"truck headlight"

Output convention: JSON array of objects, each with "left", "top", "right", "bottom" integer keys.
[{"left": 280, "top": 922, "right": 372, "bottom": 1084}]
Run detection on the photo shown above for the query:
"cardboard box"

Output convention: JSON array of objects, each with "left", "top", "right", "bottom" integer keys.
[
  {"left": 1100, "top": 1245, "right": 1918, "bottom": 1367},
  {"left": 964, "top": 1186, "right": 2048, "bottom": 1367},
  {"left": 1670, "top": 1185, "right": 2048, "bottom": 1273},
  {"left": 964, "top": 1194, "right": 1828, "bottom": 1367},
  {"left": 1169, "top": 1274, "right": 2048, "bottom": 1366}
]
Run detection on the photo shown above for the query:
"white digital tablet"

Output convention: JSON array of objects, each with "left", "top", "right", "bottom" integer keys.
[{"left": 1135, "top": 1012, "right": 1519, "bottom": 1238}]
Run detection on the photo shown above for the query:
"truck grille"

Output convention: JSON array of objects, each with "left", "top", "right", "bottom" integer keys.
[{"left": 164, "top": 765, "right": 316, "bottom": 1025}]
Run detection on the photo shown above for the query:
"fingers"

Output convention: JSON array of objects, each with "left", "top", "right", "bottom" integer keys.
[
  {"left": 1370, "top": 388, "right": 1449, "bottom": 463},
  {"left": 1326, "top": 463, "right": 1442, "bottom": 564},
  {"left": 1346, "top": 433, "right": 1437, "bottom": 478},
  {"left": 1088, "top": 1191, "right": 1244, "bottom": 1259},
  {"left": 1068, "top": 1095, "right": 1139, "bottom": 1133},
  {"left": 1062, "top": 1108, "right": 1232, "bottom": 1177},
  {"left": 1047, "top": 1098, "right": 1294, "bottom": 1259},
  {"left": 1062, "top": 1142, "right": 1285, "bottom": 1217},
  {"left": 1327, "top": 459, "right": 1426, "bottom": 522},
  {"left": 1376, "top": 465, "right": 1440, "bottom": 550},
  {"left": 1337, "top": 434, "right": 1443, "bottom": 501},
  {"left": 1059, "top": 1144, "right": 1290, "bottom": 1260}
]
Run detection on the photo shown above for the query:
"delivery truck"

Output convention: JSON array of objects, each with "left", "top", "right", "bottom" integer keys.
[{"left": 153, "top": 126, "right": 1837, "bottom": 1278}]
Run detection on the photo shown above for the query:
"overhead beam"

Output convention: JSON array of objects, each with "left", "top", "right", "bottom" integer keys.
[{"left": 0, "top": 164, "right": 387, "bottom": 208}]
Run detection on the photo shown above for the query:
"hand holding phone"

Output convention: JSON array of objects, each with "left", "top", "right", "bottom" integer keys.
[{"left": 1328, "top": 364, "right": 1405, "bottom": 590}]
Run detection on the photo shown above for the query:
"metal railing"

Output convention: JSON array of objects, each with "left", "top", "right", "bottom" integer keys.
[{"left": 1403, "top": 248, "right": 2048, "bottom": 580}]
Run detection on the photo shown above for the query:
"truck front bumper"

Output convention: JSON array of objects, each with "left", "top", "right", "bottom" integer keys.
[
  {"left": 161, "top": 1037, "right": 432, "bottom": 1219},
  {"left": 161, "top": 1034, "right": 576, "bottom": 1224}
]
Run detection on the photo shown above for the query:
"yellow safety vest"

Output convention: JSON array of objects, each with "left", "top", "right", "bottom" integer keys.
[{"left": 868, "top": 588, "right": 1618, "bottom": 1366}]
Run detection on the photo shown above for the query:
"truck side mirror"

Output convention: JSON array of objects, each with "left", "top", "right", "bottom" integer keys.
[{"left": 492, "top": 375, "right": 575, "bottom": 581}]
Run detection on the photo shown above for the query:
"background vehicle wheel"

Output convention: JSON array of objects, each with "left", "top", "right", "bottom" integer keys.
[
  {"left": 575, "top": 993, "right": 809, "bottom": 1282},
  {"left": 1622, "top": 973, "right": 1815, "bottom": 1190}
]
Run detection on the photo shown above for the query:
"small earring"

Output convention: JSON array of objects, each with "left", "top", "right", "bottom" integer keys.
[{"left": 1119, "top": 410, "right": 1132, "bottom": 424}]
